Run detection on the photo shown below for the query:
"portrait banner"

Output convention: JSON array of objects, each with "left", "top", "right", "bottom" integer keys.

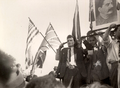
[{"left": 92, "top": 0, "right": 120, "bottom": 30}]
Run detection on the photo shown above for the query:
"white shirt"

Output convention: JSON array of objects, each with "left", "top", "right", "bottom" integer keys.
[
  {"left": 69, "top": 47, "right": 76, "bottom": 66},
  {"left": 104, "top": 38, "right": 120, "bottom": 87},
  {"left": 104, "top": 39, "right": 120, "bottom": 63}
]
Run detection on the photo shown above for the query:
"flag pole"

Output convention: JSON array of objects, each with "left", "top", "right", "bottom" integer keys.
[
  {"left": 49, "top": 23, "right": 62, "bottom": 44},
  {"left": 76, "top": 0, "right": 78, "bottom": 5},
  {"left": 72, "top": 0, "right": 82, "bottom": 47},
  {"left": 28, "top": 17, "right": 35, "bottom": 26},
  {"left": 25, "top": 17, "right": 36, "bottom": 54},
  {"left": 90, "top": 0, "right": 93, "bottom": 31},
  {"left": 39, "top": 32, "right": 56, "bottom": 53},
  {"left": 30, "top": 50, "right": 39, "bottom": 76},
  {"left": 30, "top": 31, "right": 57, "bottom": 75},
  {"left": 30, "top": 41, "right": 44, "bottom": 76}
]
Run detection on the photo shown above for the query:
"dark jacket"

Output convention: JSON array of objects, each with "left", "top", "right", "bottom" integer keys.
[
  {"left": 56, "top": 47, "right": 87, "bottom": 78},
  {"left": 83, "top": 40, "right": 109, "bottom": 82},
  {"left": 91, "top": 47, "right": 109, "bottom": 80}
]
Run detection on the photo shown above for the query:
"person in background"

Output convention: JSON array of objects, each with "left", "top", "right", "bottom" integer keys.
[
  {"left": 56, "top": 35, "right": 87, "bottom": 88},
  {"left": 103, "top": 24, "right": 120, "bottom": 88},
  {"left": 82, "top": 32, "right": 99, "bottom": 83},
  {"left": 26, "top": 72, "right": 65, "bottom": 88},
  {"left": 48, "top": 66, "right": 61, "bottom": 81},
  {"left": 0, "top": 50, "right": 25, "bottom": 88},
  {"left": 82, "top": 31, "right": 110, "bottom": 85},
  {"left": 80, "top": 82, "right": 113, "bottom": 88},
  {"left": 16, "top": 63, "right": 24, "bottom": 74}
]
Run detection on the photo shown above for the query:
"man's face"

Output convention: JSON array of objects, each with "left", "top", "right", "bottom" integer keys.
[
  {"left": 115, "top": 26, "right": 120, "bottom": 40},
  {"left": 88, "top": 37, "right": 97, "bottom": 46},
  {"left": 67, "top": 37, "right": 75, "bottom": 47},
  {"left": 99, "top": 0, "right": 113, "bottom": 16}
]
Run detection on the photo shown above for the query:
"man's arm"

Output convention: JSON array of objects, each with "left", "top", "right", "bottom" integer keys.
[
  {"left": 103, "top": 24, "right": 116, "bottom": 41},
  {"left": 56, "top": 43, "right": 66, "bottom": 74},
  {"left": 103, "top": 24, "right": 116, "bottom": 47}
]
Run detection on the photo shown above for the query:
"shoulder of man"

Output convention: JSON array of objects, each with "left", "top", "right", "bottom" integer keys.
[{"left": 61, "top": 47, "right": 69, "bottom": 51}]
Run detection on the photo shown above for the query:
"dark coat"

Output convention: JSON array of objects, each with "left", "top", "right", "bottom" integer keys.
[
  {"left": 56, "top": 47, "right": 87, "bottom": 78},
  {"left": 83, "top": 40, "right": 109, "bottom": 82},
  {"left": 91, "top": 47, "right": 109, "bottom": 81}
]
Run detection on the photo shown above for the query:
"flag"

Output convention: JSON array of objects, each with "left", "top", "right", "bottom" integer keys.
[
  {"left": 25, "top": 18, "right": 40, "bottom": 69},
  {"left": 25, "top": 18, "right": 39, "bottom": 54},
  {"left": 33, "top": 23, "right": 61, "bottom": 68},
  {"left": 72, "top": 0, "right": 81, "bottom": 45},
  {"left": 89, "top": 0, "right": 95, "bottom": 22},
  {"left": 35, "top": 50, "right": 46, "bottom": 68},
  {"left": 44, "top": 23, "right": 61, "bottom": 49},
  {"left": 26, "top": 18, "right": 39, "bottom": 45}
]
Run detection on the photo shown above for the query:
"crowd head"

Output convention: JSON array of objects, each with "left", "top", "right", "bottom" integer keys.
[
  {"left": 0, "top": 50, "right": 16, "bottom": 83},
  {"left": 114, "top": 25, "right": 120, "bottom": 39},
  {"left": 80, "top": 82, "right": 113, "bottom": 88},
  {"left": 26, "top": 73, "right": 65, "bottom": 88}
]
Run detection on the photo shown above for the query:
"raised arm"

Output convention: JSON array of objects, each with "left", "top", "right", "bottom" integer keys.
[{"left": 103, "top": 24, "right": 116, "bottom": 41}]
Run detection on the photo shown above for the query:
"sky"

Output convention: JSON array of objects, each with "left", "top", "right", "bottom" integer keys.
[{"left": 0, "top": 0, "right": 91, "bottom": 74}]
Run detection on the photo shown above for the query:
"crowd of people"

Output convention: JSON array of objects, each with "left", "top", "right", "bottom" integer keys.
[
  {"left": 0, "top": 48, "right": 65, "bottom": 88},
  {"left": 0, "top": 23, "right": 120, "bottom": 88},
  {"left": 55, "top": 23, "right": 120, "bottom": 88}
]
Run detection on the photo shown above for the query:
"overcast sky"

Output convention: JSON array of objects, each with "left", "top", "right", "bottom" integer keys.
[{"left": 0, "top": 0, "right": 91, "bottom": 72}]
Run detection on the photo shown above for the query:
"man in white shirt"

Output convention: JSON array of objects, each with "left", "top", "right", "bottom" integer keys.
[
  {"left": 56, "top": 35, "right": 87, "bottom": 88},
  {"left": 103, "top": 24, "right": 120, "bottom": 88}
]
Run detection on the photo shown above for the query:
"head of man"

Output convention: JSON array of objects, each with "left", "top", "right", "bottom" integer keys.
[
  {"left": 67, "top": 35, "right": 75, "bottom": 48},
  {"left": 114, "top": 25, "right": 120, "bottom": 40},
  {"left": 80, "top": 82, "right": 113, "bottom": 88},
  {"left": 0, "top": 50, "right": 17, "bottom": 83},
  {"left": 96, "top": 0, "right": 114, "bottom": 19},
  {"left": 26, "top": 73, "right": 65, "bottom": 88},
  {"left": 87, "top": 31, "right": 97, "bottom": 47},
  {"left": 88, "top": 36, "right": 97, "bottom": 47}
]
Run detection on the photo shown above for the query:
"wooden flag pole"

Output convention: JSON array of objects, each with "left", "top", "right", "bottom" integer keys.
[
  {"left": 30, "top": 40, "right": 44, "bottom": 76},
  {"left": 49, "top": 23, "right": 62, "bottom": 44},
  {"left": 30, "top": 30, "right": 57, "bottom": 76},
  {"left": 39, "top": 32, "right": 56, "bottom": 54},
  {"left": 90, "top": 0, "right": 93, "bottom": 31},
  {"left": 30, "top": 51, "right": 39, "bottom": 76}
]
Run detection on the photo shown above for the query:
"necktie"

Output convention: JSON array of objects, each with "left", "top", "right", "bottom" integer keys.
[{"left": 69, "top": 48, "right": 71, "bottom": 62}]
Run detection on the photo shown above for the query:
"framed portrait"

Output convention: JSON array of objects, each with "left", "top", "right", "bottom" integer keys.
[{"left": 92, "top": 0, "right": 120, "bottom": 30}]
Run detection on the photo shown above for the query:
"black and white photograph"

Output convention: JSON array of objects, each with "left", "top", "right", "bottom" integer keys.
[{"left": 0, "top": 0, "right": 120, "bottom": 88}]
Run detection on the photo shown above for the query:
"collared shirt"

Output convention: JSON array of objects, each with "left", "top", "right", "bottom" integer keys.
[
  {"left": 69, "top": 54, "right": 76, "bottom": 66},
  {"left": 67, "top": 47, "right": 76, "bottom": 66},
  {"left": 104, "top": 38, "right": 120, "bottom": 63},
  {"left": 104, "top": 38, "right": 120, "bottom": 87}
]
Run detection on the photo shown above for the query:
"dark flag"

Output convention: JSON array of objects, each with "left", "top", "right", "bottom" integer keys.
[
  {"left": 89, "top": 0, "right": 95, "bottom": 22},
  {"left": 89, "top": 0, "right": 95, "bottom": 30},
  {"left": 72, "top": 0, "right": 81, "bottom": 46}
]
